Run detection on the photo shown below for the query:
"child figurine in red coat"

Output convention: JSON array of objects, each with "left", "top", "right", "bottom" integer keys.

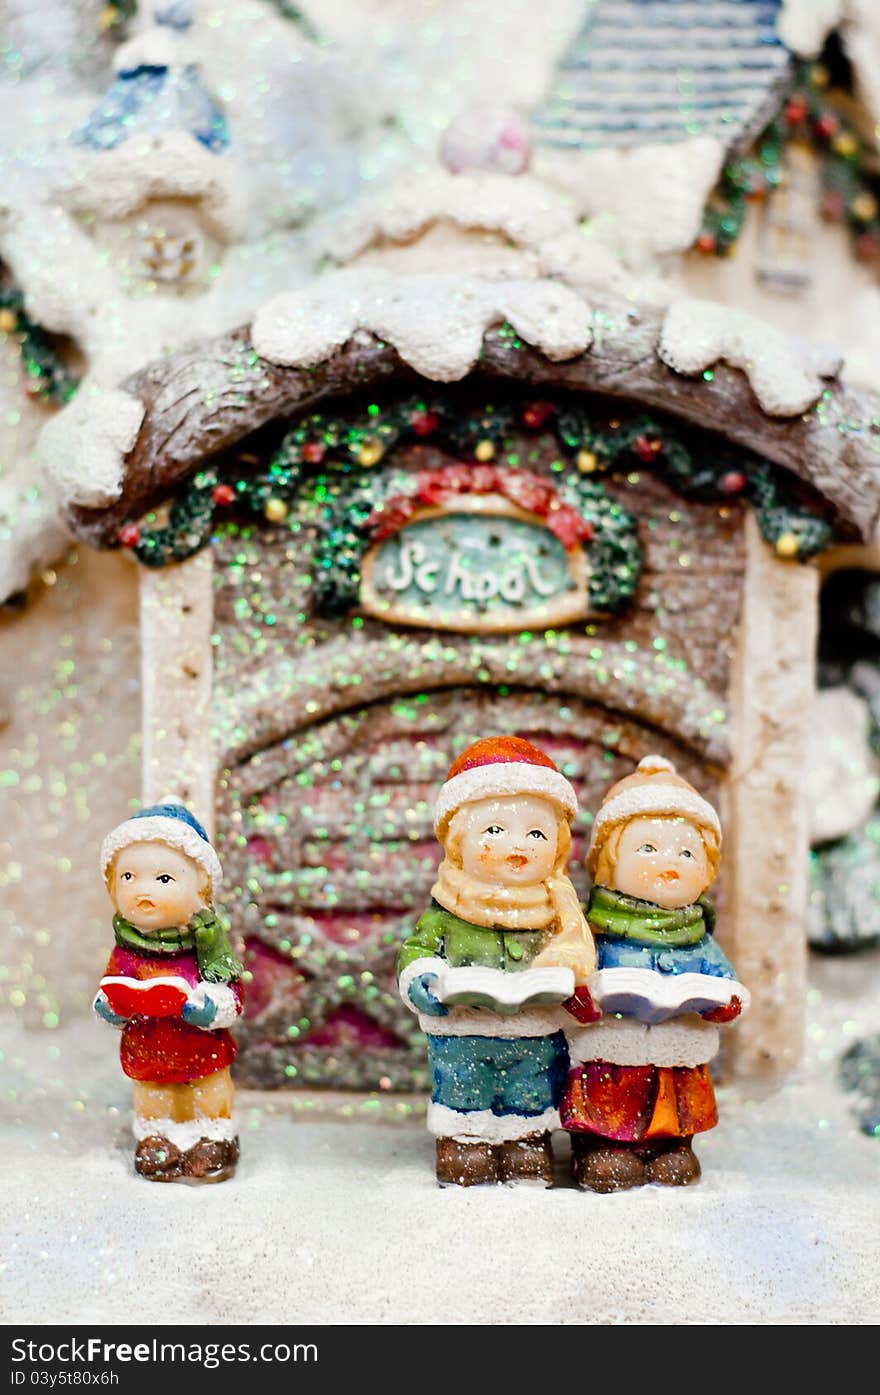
[
  {"left": 94, "top": 801, "right": 245, "bottom": 1183},
  {"left": 561, "top": 756, "right": 748, "bottom": 1192}
]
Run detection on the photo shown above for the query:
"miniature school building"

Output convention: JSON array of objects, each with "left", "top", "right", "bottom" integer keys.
[{"left": 67, "top": 272, "right": 880, "bottom": 1093}]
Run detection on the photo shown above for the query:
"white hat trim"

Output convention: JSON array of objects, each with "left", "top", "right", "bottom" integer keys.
[
  {"left": 100, "top": 815, "right": 223, "bottom": 897},
  {"left": 434, "top": 762, "right": 577, "bottom": 832},
  {"left": 589, "top": 783, "right": 720, "bottom": 849}
]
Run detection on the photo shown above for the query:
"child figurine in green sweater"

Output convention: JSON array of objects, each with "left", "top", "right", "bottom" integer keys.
[{"left": 398, "top": 736, "right": 596, "bottom": 1187}]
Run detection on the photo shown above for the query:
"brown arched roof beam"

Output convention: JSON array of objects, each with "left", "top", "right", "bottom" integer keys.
[{"left": 67, "top": 296, "right": 880, "bottom": 549}]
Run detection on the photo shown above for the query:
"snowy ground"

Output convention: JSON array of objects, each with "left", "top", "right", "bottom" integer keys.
[{"left": 2, "top": 951, "right": 879, "bottom": 1326}]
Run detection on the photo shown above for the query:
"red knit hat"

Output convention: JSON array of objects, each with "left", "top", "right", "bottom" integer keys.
[{"left": 434, "top": 736, "right": 577, "bottom": 835}]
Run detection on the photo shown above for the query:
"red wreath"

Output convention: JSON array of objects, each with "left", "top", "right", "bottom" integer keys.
[{"left": 366, "top": 464, "right": 594, "bottom": 551}]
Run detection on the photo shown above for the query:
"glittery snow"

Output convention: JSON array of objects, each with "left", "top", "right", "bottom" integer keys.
[
  {"left": 777, "top": 0, "right": 843, "bottom": 57},
  {"left": 807, "top": 686, "right": 880, "bottom": 844},
  {"left": 0, "top": 481, "right": 70, "bottom": 602},
  {"left": 659, "top": 299, "right": 844, "bottom": 417},
  {"left": 59, "top": 133, "right": 241, "bottom": 240},
  {"left": 114, "top": 26, "right": 195, "bottom": 74},
  {"left": 252, "top": 269, "right": 593, "bottom": 382},
  {"left": 326, "top": 170, "right": 578, "bottom": 265},
  {"left": 535, "top": 136, "right": 726, "bottom": 269},
  {"left": 37, "top": 388, "right": 145, "bottom": 510}
]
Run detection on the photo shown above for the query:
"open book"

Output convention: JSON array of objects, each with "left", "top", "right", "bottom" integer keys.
[
  {"left": 432, "top": 964, "right": 576, "bottom": 1014},
  {"left": 588, "top": 968, "right": 749, "bottom": 1026},
  {"left": 100, "top": 975, "right": 192, "bottom": 1020}
]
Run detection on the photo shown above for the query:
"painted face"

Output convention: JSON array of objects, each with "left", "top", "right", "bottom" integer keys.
[
  {"left": 456, "top": 794, "right": 559, "bottom": 887},
  {"left": 611, "top": 816, "right": 711, "bottom": 909},
  {"left": 110, "top": 841, "right": 205, "bottom": 931}
]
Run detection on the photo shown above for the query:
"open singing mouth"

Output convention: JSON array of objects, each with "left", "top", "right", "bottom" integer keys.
[
  {"left": 657, "top": 870, "right": 680, "bottom": 884},
  {"left": 135, "top": 898, "right": 156, "bottom": 910},
  {"left": 506, "top": 854, "right": 528, "bottom": 870}
]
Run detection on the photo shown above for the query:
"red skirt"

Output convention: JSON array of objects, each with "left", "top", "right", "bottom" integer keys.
[
  {"left": 120, "top": 1017, "right": 237, "bottom": 1084},
  {"left": 560, "top": 1061, "right": 718, "bottom": 1141}
]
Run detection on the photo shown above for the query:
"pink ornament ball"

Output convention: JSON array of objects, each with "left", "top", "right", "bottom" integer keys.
[{"left": 440, "top": 106, "right": 533, "bottom": 176}]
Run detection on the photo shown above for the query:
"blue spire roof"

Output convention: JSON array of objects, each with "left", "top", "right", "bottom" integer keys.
[{"left": 73, "top": 5, "right": 229, "bottom": 155}]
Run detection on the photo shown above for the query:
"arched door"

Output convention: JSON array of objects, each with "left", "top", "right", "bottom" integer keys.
[{"left": 218, "top": 687, "right": 715, "bottom": 1090}]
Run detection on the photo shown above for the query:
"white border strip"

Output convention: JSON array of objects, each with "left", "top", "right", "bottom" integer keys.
[
  {"left": 434, "top": 762, "right": 576, "bottom": 832},
  {"left": 427, "top": 1103, "right": 560, "bottom": 1142}
]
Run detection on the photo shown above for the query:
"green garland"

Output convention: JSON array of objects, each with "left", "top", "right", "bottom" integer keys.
[
  {"left": 554, "top": 404, "right": 833, "bottom": 560},
  {"left": 0, "top": 285, "right": 80, "bottom": 406},
  {"left": 124, "top": 393, "right": 834, "bottom": 604},
  {"left": 125, "top": 469, "right": 218, "bottom": 567},
  {"left": 697, "top": 62, "right": 880, "bottom": 261}
]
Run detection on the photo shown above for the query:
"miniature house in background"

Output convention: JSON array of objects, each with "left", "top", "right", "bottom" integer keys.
[
  {"left": 64, "top": 4, "right": 238, "bottom": 297},
  {"left": 4, "top": 0, "right": 880, "bottom": 1103},
  {"left": 64, "top": 265, "right": 880, "bottom": 1093}
]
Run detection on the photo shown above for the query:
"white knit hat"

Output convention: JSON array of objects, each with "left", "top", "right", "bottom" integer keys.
[
  {"left": 100, "top": 799, "right": 222, "bottom": 898},
  {"left": 434, "top": 736, "right": 577, "bottom": 835},
  {"left": 586, "top": 754, "right": 720, "bottom": 876}
]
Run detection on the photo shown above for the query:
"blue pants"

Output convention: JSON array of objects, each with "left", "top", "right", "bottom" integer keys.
[{"left": 428, "top": 1031, "right": 568, "bottom": 1117}]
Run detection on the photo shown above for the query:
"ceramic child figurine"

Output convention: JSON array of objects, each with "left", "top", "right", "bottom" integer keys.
[
  {"left": 94, "top": 802, "right": 245, "bottom": 1183},
  {"left": 561, "top": 755, "right": 748, "bottom": 1192},
  {"left": 398, "top": 736, "right": 596, "bottom": 1187}
]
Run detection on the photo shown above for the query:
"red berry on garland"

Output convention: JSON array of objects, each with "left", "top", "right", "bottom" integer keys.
[
  {"left": 410, "top": 410, "right": 439, "bottom": 437},
  {"left": 695, "top": 231, "right": 717, "bottom": 254},
  {"left": 821, "top": 190, "right": 845, "bottom": 221},
  {"left": 119, "top": 524, "right": 140, "bottom": 548},
  {"left": 784, "top": 96, "right": 809, "bottom": 126},
  {"left": 633, "top": 434, "right": 661, "bottom": 463},
  {"left": 721, "top": 470, "right": 747, "bottom": 496},
  {"left": 302, "top": 441, "right": 326, "bottom": 464},
  {"left": 212, "top": 483, "right": 235, "bottom": 506},
  {"left": 814, "top": 112, "right": 839, "bottom": 140},
  {"left": 521, "top": 400, "right": 555, "bottom": 430}
]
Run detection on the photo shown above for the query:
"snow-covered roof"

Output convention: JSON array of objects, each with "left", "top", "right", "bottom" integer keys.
[
  {"left": 49, "top": 268, "right": 880, "bottom": 548},
  {"left": 533, "top": 0, "right": 792, "bottom": 152},
  {"left": 62, "top": 12, "right": 238, "bottom": 237}
]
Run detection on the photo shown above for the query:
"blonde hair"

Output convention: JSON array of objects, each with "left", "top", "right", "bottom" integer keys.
[{"left": 590, "top": 815, "right": 720, "bottom": 890}]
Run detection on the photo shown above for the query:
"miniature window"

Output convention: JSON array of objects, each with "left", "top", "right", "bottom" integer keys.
[{"left": 135, "top": 226, "right": 200, "bottom": 284}]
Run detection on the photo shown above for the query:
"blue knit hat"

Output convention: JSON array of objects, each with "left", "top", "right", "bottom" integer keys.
[{"left": 100, "top": 798, "right": 222, "bottom": 896}]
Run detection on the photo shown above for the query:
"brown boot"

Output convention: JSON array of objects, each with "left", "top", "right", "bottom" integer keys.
[
  {"left": 644, "top": 1137, "right": 701, "bottom": 1187},
  {"left": 134, "top": 1135, "right": 183, "bottom": 1182},
  {"left": 182, "top": 1137, "right": 240, "bottom": 1183},
  {"left": 570, "top": 1133, "right": 647, "bottom": 1193},
  {"left": 496, "top": 1132, "right": 554, "bottom": 1186},
  {"left": 435, "top": 1136, "right": 499, "bottom": 1187}
]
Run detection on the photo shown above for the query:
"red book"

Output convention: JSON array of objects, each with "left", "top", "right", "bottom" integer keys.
[{"left": 100, "top": 975, "right": 191, "bottom": 1020}]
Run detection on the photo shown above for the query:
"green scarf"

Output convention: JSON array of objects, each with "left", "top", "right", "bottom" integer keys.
[
  {"left": 113, "top": 908, "right": 243, "bottom": 984},
  {"left": 586, "top": 885, "right": 714, "bottom": 947}
]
